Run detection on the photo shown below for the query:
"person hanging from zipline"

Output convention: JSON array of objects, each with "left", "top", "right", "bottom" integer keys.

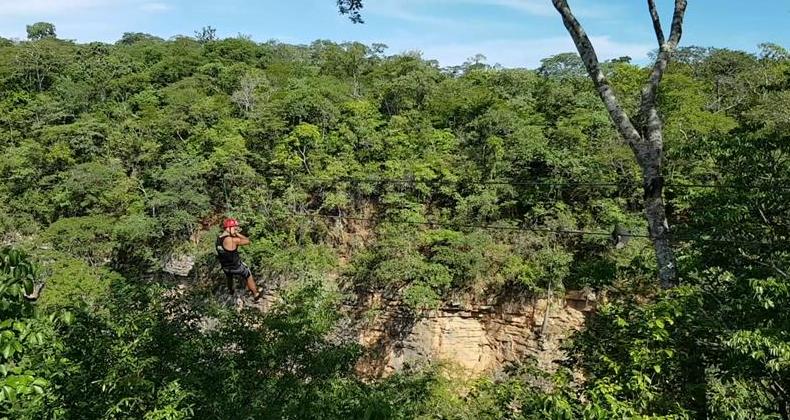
[{"left": 216, "top": 218, "right": 261, "bottom": 301}]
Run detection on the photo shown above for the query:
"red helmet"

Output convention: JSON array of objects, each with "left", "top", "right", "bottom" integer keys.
[{"left": 222, "top": 218, "right": 239, "bottom": 229}]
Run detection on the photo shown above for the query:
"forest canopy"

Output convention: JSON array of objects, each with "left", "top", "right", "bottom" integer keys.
[{"left": 0, "top": 24, "right": 788, "bottom": 418}]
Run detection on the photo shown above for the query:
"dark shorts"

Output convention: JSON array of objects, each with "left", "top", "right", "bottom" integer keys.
[{"left": 222, "top": 263, "right": 252, "bottom": 280}]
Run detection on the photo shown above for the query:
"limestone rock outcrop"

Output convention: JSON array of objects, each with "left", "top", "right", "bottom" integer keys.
[
  {"left": 163, "top": 254, "right": 195, "bottom": 277},
  {"left": 356, "top": 292, "right": 594, "bottom": 377}
]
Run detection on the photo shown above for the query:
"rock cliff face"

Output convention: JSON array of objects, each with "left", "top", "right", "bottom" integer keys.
[
  {"left": 165, "top": 273, "right": 596, "bottom": 379},
  {"left": 355, "top": 291, "right": 595, "bottom": 377},
  {"left": 162, "top": 254, "right": 195, "bottom": 277}
]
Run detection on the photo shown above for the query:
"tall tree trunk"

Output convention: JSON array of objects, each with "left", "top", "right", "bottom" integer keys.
[
  {"left": 551, "top": 0, "right": 687, "bottom": 288},
  {"left": 642, "top": 111, "right": 677, "bottom": 287}
]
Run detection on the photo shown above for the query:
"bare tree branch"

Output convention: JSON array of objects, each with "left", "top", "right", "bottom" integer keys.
[
  {"left": 647, "top": 0, "right": 666, "bottom": 47},
  {"left": 639, "top": 0, "right": 688, "bottom": 123},
  {"left": 667, "top": 0, "right": 688, "bottom": 48},
  {"left": 550, "top": 0, "right": 642, "bottom": 150}
]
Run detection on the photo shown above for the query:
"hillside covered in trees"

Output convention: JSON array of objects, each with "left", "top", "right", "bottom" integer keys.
[{"left": 0, "top": 24, "right": 789, "bottom": 418}]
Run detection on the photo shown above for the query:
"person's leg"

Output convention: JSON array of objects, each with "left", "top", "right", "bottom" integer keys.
[
  {"left": 240, "top": 263, "right": 260, "bottom": 299},
  {"left": 245, "top": 274, "right": 260, "bottom": 299},
  {"left": 226, "top": 273, "right": 235, "bottom": 295}
]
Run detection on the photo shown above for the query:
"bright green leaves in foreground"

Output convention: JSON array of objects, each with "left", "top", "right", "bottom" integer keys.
[{"left": 0, "top": 248, "right": 70, "bottom": 418}]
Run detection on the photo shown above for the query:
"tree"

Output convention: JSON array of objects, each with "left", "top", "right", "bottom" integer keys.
[
  {"left": 26, "top": 22, "right": 56, "bottom": 41},
  {"left": 231, "top": 70, "right": 270, "bottom": 114},
  {"left": 538, "top": 52, "right": 586, "bottom": 79},
  {"left": 550, "top": 0, "right": 688, "bottom": 288},
  {"left": 13, "top": 38, "right": 67, "bottom": 92},
  {"left": 117, "top": 32, "right": 163, "bottom": 45},
  {"left": 463, "top": 53, "right": 489, "bottom": 72},
  {"left": 195, "top": 26, "right": 217, "bottom": 43}
]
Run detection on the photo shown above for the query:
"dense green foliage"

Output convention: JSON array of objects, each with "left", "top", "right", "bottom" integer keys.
[
  {"left": 0, "top": 248, "right": 70, "bottom": 418},
  {"left": 0, "top": 27, "right": 788, "bottom": 418}
]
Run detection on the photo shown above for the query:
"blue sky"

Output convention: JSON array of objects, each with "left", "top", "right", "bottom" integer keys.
[{"left": 0, "top": 0, "right": 788, "bottom": 68}]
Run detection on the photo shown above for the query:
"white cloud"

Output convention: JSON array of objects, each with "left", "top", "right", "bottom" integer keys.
[
  {"left": 0, "top": 0, "right": 110, "bottom": 16},
  {"left": 463, "top": 0, "right": 620, "bottom": 19},
  {"left": 0, "top": 0, "right": 172, "bottom": 16},
  {"left": 369, "top": 0, "right": 554, "bottom": 18},
  {"left": 372, "top": 8, "right": 459, "bottom": 26},
  {"left": 369, "top": 0, "right": 619, "bottom": 22},
  {"left": 364, "top": 0, "right": 548, "bottom": 31},
  {"left": 458, "top": 0, "right": 555, "bottom": 17},
  {"left": 140, "top": 2, "right": 171, "bottom": 12},
  {"left": 391, "top": 36, "right": 653, "bottom": 68}
]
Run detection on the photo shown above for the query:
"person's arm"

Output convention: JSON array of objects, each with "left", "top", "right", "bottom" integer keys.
[{"left": 233, "top": 232, "right": 251, "bottom": 246}]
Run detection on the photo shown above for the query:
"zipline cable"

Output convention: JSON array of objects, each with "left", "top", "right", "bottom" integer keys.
[
  {"left": 291, "top": 212, "right": 781, "bottom": 247},
  {"left": 284, "top": 175, "right": 790, "bottom": 191}
]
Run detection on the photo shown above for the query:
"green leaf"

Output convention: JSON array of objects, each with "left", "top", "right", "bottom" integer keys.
[
  {"left": 2, "top": 385, "right": 16, "bottom": 402},
  {"left": 61, "top": 311, "right": 74, "bottom": 325},
  {"left": 2, "top": 344, "right": 11, "bottom": 359}
]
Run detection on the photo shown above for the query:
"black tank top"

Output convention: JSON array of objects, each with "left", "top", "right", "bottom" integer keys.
[{"left": 216, "top": 235, "right": 241, "bottom": 269}]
